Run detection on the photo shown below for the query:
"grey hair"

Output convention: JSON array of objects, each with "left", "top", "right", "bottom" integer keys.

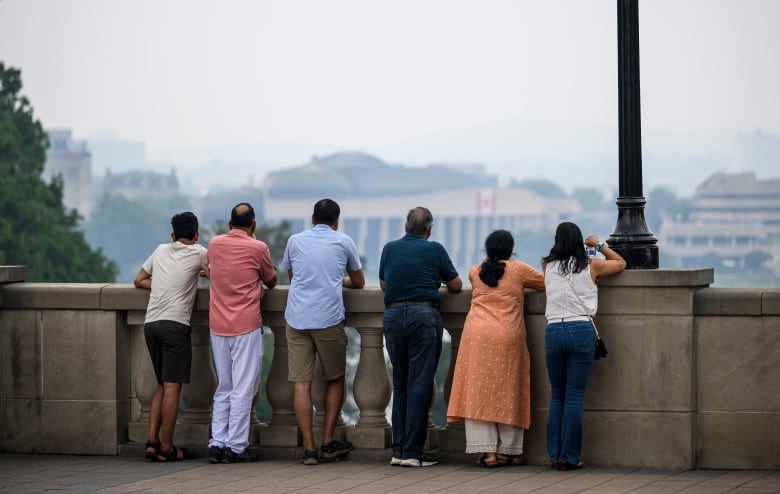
[{"left": 405, "top": 207, "right": 433, "bottom": 235}]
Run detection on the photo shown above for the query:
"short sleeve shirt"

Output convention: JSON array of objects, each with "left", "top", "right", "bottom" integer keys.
[
  {"left": 282, "top": 224, "right": 362, "bottom": 329},
  {"left": 142, "top": 241, "right": 208, "bottom": 326},
  {"left": 207, "top": 229, "right": 277, "bottom": 336},
  {"left": 378, "top": 233, "right": 459, "bottom": 306}
]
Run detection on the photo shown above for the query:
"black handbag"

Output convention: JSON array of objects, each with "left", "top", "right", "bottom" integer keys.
[
  {"left": 594, "top": 328, "right": 608, "bottom": 359},
  {"left": 587, "top": 314, "right": 608, "bottom": 359}
]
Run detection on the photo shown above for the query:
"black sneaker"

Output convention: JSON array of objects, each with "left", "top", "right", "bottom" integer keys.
[
  {"left": 302, "top": 448, "right": 319, "bottom": 465},
  {"left": 320, "top": 440, "right": 353, "bottom": 460},
  {"left": 221, "top": 448, "right": 258, "bottom": 463},
  {"left": 208, "top": 446, "right": 224, "bottom": 464}
]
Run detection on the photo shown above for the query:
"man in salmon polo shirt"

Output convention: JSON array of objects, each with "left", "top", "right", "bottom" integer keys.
[{"left": 206, "top": 203, "right": 278, "bottom": 464}]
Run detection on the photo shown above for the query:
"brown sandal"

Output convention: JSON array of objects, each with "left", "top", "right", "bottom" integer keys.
[{"left": 474, "top": 454, "right": 501, "bottom": 468}]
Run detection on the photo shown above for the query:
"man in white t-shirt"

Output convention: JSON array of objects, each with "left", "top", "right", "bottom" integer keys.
[{"left": 134, "top": 211, "right": 207, "bottom": 462}]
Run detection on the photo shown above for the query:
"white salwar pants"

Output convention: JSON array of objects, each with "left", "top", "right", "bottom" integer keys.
[
  {"left": 464, "top": 418, "right": 525, "bottom": 455},
  {"left": 208, "top": 328, "right": 264, "bottom": 454}
]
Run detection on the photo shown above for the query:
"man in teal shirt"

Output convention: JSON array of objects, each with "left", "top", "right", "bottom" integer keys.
[{"left": 379, "top": 206, "right": 462, "bottom": 467}]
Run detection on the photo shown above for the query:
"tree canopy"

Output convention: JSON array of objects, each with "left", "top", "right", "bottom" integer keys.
[{"left": 0, "top": 62, "right": 117, "bottom": 282}]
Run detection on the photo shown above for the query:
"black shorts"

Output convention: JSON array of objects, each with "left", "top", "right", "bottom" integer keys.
[{"left": 144, "top": 320, "right": 192, "bottom": 384}]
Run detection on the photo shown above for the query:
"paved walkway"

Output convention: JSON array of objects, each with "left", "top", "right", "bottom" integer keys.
[{"left": 1, "top": 452, "right": 778, "bottom": 494}]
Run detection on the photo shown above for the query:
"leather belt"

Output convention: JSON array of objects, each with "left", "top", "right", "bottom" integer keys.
[
  {"left": 385, "top": 300, "right": 438, "bottom": 310},
  {"left": 553, "top": 316, "right": 590, "bottom": 323}
]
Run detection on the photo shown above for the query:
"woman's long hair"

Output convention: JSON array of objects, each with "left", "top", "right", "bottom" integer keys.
[
  {"left": 479, "top": 230, "right": 514, "bottom": 287},
  {"left": 542, "top": 222, "right": 589, "bottom": 275}
]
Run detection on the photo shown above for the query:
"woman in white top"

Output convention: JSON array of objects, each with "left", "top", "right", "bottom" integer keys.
[{"left": 542, "top": 222, "right": 625, "bottom": 471}]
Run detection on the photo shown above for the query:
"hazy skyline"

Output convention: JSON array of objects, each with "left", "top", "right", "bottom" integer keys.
[{"left": 1, "top": 0, "right": 779, "bottom": 193}]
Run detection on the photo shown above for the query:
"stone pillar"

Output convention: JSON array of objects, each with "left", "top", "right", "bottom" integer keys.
[
  {"left": 177, "top": 321, "right": 216, "bottom": 444},
  {"left": 438, "top": 326, "right": 465, "bottom": 451},
  {"left": 608, "top": 0, "right": 659, "bottom": 269},
  {"left": 128, "top": 323, "right": 157, "bottom": 443},
  {"left": 262, "top": 324, "right": 299, "bottom": 446},
  {"left": 348, "top": 325, "right": 392, "bottom": 448}
]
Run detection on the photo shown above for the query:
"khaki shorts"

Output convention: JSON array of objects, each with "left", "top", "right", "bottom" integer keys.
[{"left": 286, "top": 321, "right": 347, "bottom": 382}]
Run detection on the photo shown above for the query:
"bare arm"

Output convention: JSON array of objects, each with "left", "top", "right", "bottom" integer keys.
[
  {"left": 585, "top": 235, "right": 627, "bottom": 282},
  {"left": 445, "top": 275, "right": 463, "bottom": 293},
  {"left": 343, "top": 269, "right": 365, "bottom": 289},
  {"left": 264, "top": 273, "right": 278, "bottom": 289},
  {"left": 133, "top": 268, "right": 151, "bottom": 290}
]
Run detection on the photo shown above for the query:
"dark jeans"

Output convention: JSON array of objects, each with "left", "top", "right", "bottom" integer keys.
[
  {"left": 383, "top": 305, "right": 443, "bottom": 460},
  {"left": 544, "top": 320, "right": 595, "bottom": 465}
]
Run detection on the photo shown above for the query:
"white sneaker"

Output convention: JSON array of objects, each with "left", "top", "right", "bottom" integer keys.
[
  {"left": 400, "top": 455, "right": 438, "bottom": 467},
  {"left": 389, "top": 447, "right": 403, "bottom": 466}
]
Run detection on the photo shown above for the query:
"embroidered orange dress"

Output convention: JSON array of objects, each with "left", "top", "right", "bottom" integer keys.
[{"left": 446, "top": 260, "right": 544, "bottom": 429}]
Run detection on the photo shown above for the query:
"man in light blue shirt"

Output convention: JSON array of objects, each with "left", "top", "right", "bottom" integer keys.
[{"left": 282, "top": 198, "right": 365, "bottom": 465}]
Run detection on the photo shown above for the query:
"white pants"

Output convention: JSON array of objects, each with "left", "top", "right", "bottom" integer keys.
[
  {"left": 208, "top": 329, "right": 264, "bottom": 454},
  {"left": 464, "top": 418, "right": 525, "bottom": 455}
]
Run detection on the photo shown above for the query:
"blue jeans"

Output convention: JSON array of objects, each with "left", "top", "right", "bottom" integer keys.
[
  {"left": 383, "top": 305, "right": 443, "bottom": 460},
  {"left": 544, "top": 320, "right": 595, "bottom": 465}
]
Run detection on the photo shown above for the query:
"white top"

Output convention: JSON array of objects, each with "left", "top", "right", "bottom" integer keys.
[
  {"left": 142, "top": 241, "right": 208, "bottom": 326},
  {"left": 544, "top": 259, "right": 598, "bottom": 321}
]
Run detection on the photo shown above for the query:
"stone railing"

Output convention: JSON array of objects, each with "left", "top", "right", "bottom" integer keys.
[{"left": 1, "top": 267, "right": 778, "bottom": 470}]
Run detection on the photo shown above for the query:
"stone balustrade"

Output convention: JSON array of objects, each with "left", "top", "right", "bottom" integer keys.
[{"left": 1, "top": 267, "right": 779, "bottom": 470}]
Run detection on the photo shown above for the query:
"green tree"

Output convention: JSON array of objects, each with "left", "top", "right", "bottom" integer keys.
[{"left": 0, "top": 63, "right": 117, "bottom": 281}]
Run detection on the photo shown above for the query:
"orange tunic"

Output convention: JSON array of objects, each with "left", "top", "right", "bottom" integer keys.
[{"left": 446, "top": 260, "right": 544, "bottom": 429}]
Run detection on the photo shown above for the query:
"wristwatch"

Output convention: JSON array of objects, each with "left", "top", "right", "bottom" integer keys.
[{"left": 596, "top": 241, "right": 606, "bottom": 252}]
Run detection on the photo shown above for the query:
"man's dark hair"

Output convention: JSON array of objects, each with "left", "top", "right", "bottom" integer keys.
[
  {"left": 405, "top": 207, "right": 433, "bottom": 235},
  {"left": 171, "top": 212, "right": 198, "bottom": 241},
  {"left": 313, "top": 199, "right": 340, "bottom": 225},
  {"left": 231, "top": 203, "right": 255, "bottom": 228}
]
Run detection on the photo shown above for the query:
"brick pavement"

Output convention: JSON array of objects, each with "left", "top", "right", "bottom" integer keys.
[{"left": 1, "top": 452, "right": 778, "bottom": 493}]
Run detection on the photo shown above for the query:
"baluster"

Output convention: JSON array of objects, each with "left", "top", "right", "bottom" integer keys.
[
  {"left": 262, "top": 324, "right": 298, "bottom": 446},
  {"left": 128, "top": 322, "right": 157, "bottom": 443},
  {"left": 348, "top": 325, "right": 392, "bottom": 448},
  {"left": 178, "top": 320, "right": 217, "bottom": 444}
]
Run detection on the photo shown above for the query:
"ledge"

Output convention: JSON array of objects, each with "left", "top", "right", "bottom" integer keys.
[
  {"left": 694, "top": 288, "right": 780, "bottom": 315},
  {"left": 0, "top": 265, "right": 28, "bottom": 284},
  {"left": 598, "top": 268, "right": 714, "bottom": 288}
]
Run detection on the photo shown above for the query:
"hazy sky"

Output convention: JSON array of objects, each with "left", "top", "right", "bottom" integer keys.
[{"left": 1, "top": 0, "right": 779, "bottom": 156}]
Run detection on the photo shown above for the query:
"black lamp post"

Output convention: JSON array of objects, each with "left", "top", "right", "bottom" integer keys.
[{"left": 607, "top": 0, "right": 659, "bottom": 269}]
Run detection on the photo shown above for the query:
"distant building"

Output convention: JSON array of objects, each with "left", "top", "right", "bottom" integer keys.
[
  {"left": 263, "top": 152, "right": 580, "bottom": 280},
  {"left": 44, "top": 129, "right": 92, "bottom": 218},
  {"left": 99, "top": 168, "right": 179, "bottom": 200},
  {"left": 87, "top": 135, "right": 146, "bottom": 175},
  {"left": 659, "top": 172, "right": 780, "bottom": 272}
]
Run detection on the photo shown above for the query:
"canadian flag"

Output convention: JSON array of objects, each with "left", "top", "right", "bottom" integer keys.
[{"left": 476, "top": 189, "right": 496, "bottom": 215}]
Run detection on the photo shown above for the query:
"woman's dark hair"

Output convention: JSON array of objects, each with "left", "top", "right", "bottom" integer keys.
[
  {"left": 479, "top": 229, "right": 514, "bottom": 287},
  {"left": 542, "top": 222, "right": 589, "bottom": 275}
]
